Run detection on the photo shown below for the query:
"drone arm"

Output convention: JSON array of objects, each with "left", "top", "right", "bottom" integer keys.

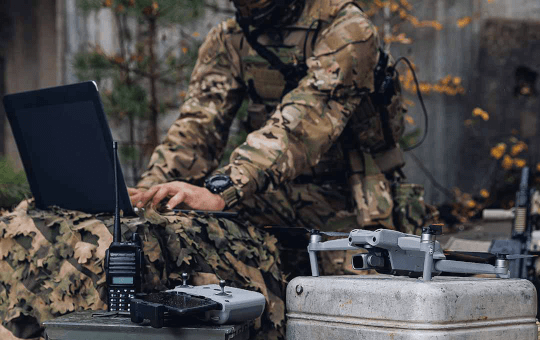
[
  {"left": 434, "top": 260, "right": 507, "bottom": 276},
  {"left": 308, "top": 236, "right": 358, "bottom": 277},
  {"left": 308, "top": 238, "right": 356, "bottom": 251}
]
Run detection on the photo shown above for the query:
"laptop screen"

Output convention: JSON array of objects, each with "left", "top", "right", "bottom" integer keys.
[{"left": 3, "top": 81, "right": 134, "bottom": 215}]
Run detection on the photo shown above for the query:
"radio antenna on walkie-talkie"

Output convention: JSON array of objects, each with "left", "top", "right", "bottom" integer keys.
[{"left": 113, "top": 141, "right": 121, "bottom": 243}]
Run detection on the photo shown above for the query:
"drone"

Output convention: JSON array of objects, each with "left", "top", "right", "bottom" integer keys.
[{"left": 307, "top": 224, "right": 534, "bottom": 281}]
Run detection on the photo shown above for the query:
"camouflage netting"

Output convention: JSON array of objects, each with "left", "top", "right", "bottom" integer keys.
[{"left": 0, "top": 200, "right": 285, "bottom": 339}]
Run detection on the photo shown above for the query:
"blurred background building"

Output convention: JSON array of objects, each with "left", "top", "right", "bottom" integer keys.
[{"left": 0, "top": 0, "right": 539, "bottom": 210}]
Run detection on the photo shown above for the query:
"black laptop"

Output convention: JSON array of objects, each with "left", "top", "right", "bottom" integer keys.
[{"left": 2, "top": 81, "right": 135, "bottom": 215}]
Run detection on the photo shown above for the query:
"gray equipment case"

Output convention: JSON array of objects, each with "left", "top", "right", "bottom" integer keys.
[
  {"left": 287, "top": 275, "right": 538, "bottom": 340},
  {"left": 43, "top": 311, "right": 250, "bottom": 340}
]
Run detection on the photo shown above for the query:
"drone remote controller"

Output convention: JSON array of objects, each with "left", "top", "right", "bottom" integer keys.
[
  {"left": 169, "top": 279, "right": 266, "bottom": 325},
  {"left": 130, "top": 274, "right": 265, "bottom": 327}
]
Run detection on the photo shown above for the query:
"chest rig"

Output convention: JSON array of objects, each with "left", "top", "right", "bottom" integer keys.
[{"left": 234, "top": 0, "right": 407, "bottom": 228}]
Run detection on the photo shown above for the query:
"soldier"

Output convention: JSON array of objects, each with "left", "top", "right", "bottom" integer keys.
[{"left": 0, "top": 0, "right": 432, "bottom": 339}]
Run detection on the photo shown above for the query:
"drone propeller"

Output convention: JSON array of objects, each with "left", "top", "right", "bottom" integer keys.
[
  {"left": 443, "top": 250, "right": 536, "bottom": 265},
  {"left": 262, "top": 225, "right": 349, "bottom": 237},
  {"left": 505, "top": 254, "right": 536, "bottom": 260}
]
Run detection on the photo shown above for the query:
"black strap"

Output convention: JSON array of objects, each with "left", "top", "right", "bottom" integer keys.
[
  {"left": 371, "top": 49, "right": 398, "bottom": 151},
  {"left": 238, "top": 17, "right": 308, "bottom": 99}
]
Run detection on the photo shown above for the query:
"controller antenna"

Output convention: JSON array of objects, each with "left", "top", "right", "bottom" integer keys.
[{"left": 113, "top": 141, "right": 121, "bottom": 243}]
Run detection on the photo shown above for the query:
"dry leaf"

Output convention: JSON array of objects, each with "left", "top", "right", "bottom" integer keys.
[
  {"left": 192, "top": 272, "right": 219, "bottom": 285},
  {"left": 74, "top": 242, "right": 97, "bottom": 264},
  {"left": 224, "top": 252, "right": 267, "bottom": 298},
  {"left": 0, "top": 238, "right": 16, "bottom": 259}
]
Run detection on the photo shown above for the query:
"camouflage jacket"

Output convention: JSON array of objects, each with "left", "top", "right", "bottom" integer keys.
[{"left": 137, "top": 0, "right": 400, "bottom": 228}]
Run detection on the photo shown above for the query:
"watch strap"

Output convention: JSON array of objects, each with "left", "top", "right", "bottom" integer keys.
[{"left": 219, "top": 185, "right": 239, "bottom": 209}]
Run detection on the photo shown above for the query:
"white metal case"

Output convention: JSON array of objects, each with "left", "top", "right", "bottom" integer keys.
[{"left": 286, "top": 275, "right": 537, "bottom": 340}]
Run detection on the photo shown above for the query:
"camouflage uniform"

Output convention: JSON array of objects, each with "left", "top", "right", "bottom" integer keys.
[
  {"left": 138, "top": 0, "right": 402, "bottom": 231},
  {"left": 0, "top": 0, "right": 433, "bottom": 339}
]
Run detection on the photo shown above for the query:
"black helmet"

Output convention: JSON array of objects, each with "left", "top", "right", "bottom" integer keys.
[{"left": 231, "top": 0, "right": 305, "bottom": 27}]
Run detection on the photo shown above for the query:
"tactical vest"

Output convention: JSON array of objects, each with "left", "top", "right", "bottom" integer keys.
[{"left": 228, "top": 0, "right": 407, "bottom": 228}]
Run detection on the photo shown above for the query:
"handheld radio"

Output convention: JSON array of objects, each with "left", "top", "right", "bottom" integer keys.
[{"left": 104, "top": 141, "right": 144, "bottom": 312}]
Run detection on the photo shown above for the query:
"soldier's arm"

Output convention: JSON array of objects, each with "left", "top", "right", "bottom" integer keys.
[
  {"left": 215, "top": 5, "right": 379, "bottom": 206},
  {"left": 137, "top": 23, "right": 244, "bottom": 189}
]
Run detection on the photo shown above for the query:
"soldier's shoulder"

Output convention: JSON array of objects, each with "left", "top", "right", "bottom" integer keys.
[
  {"left": 309, "top": 0, "right": 369, "bottom": 22},
  {"left": 332, "top": 3, "right": 373, "bottom": 28},
  {"left": 323, "top": 2, "right": 376, "bottom": 42},
  {"left": 204, "top": 18, "right": 241, "bottom": 40}
]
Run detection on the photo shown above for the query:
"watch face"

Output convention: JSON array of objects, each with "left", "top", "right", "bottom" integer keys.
[
  {"left": 212, "top": 177, "right": 230, "bottom": 187},
  {"left": 206, "top": 175, "right": 233, "bottom": 193}
]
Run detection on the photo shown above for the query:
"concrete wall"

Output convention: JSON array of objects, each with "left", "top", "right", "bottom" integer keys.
[
  {"left": 391, "top": 0, "right": 540, "bottom": 204},
  {"left": 2, "top": 0, "right": 58, "bottom": 169}
]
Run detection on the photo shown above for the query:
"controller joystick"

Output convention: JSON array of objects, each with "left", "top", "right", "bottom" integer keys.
[{"left": 216, "top": 280, "right": 230, "bottom": 296}]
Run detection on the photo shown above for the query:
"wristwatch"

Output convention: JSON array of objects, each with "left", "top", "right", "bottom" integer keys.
[{"left": 204, "top": 174, "right": 239, "bottom": 209}]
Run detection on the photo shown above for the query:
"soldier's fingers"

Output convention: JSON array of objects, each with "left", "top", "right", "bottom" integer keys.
[
  {"left": 137, "top": 186, "right": 160, "bottom": 208},
  {"left": 127, "top": 187, "right": 142, "bottom": 196},
  {"left": 166, "top": 191, "right": 187, "bottom": 210},
  {"left": 152, "top": 186, "right": 173, "bottom": 207}
]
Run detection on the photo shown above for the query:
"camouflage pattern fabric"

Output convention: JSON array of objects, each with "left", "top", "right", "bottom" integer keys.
[
  {"left": 393, "top": 183, "right": 438, "bottom": 235},
  {"left": 136, "top": 0, "right": 397, "bottom": 225},
  {"left": 0, "top": 200, "right": 285, "bottom": 339}
]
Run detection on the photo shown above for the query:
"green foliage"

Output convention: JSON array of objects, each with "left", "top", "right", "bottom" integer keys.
[
  {"left": 73, "top": 51, "right": 113, "bottom": 83},
  {"left": 0, "top": 157, "right": 31, "bottom": 209},
  {"left": 103, "top": 79, "right": 149, "bottom": 119},
  {"left": 120, "top": 144, "right": 140, "bottom": 161},
  {"left": 74, "top": 0, "right": 206, "bottom": 185}
]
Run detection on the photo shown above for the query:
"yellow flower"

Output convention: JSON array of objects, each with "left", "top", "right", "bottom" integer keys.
[
  {"left": 510, "top": 141, "right": 527, "bottom": 156},
  {"left": 473, "top": 107, "right": 485, "bottom": 117},
  {"left": 399, "top": 0, "right": 412, "bottom": 10},
  {"left": 453, "top": 77, "right": 462, "bottom": 86},
  {"left": 481, "top": 112, "right": 489, "bottom": 121},
  {"left": 457, "top": 16, "right": 472, "bottom": 28},
  {"left": 404, "top": 114, "right": 415, "bottom": 125},
  {"left": 152, "top": 1, "right": 159, "bottom": 11},
  {"left": 472, "top": 107, "right": 489, "bottom": 121},
  {"left": 514, "top": 158, "right": 526, "bottom": 168},
  {"left": 490, "top": 143, "right": 506, "bottom": 160},
  {"left": 502, "top": 155, "right": 513, "bottom": 170},
  {"left": 480, "top": 189, "right": 490, "bottom": 198},
  {"left": 182, "top": 47, "right": 188, "bottom": 54},
  {"left": 192, "top": 32, "right": 200, "bottom": 38},
  {"left": 466, "top": 200, "right": 476, "bottom": 208}
]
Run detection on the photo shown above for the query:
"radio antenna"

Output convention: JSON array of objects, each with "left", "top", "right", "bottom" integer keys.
[{"left": 113, "top": 141, "right": 121, "bottom": 243}]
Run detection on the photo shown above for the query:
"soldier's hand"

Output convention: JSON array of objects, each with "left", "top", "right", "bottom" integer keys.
[
  {"left": 130, "top": 181, "right": 226, "bottom": 211},
  {"left": 128, "top": 187, "right": 146, "bottom": 199}
]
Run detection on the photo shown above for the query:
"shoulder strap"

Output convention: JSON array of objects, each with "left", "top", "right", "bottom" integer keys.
[{"left": 238, "top": 19, "right": 308, "bottom": 98}]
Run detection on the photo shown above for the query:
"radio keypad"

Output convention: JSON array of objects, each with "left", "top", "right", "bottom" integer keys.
[{"left": 108, "top": 288, "right": 136, "bottom": 311}]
